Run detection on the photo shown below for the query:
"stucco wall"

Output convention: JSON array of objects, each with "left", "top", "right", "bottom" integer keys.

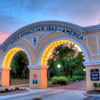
[{"left": 0, "top": 21, "right": 100, "bottom": 67}]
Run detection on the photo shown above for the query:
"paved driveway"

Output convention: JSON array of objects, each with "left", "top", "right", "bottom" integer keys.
[
  {"left": 0, "top": 81, "right": 100, "bottom": 100},
  {"left": 0, "top": 89, "right": 87, "bottom": 100}
]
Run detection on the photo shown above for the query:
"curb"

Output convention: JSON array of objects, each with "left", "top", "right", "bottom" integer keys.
[
  {"left": 0, "top": 90, "right": 28, "bottom": 96},
  {"left": 84, "top": 92, "right": 100, "bottom": 98}
]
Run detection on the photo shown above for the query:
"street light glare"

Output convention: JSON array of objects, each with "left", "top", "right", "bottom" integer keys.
[
  {"left": 57, "top": 64, "right": 61, "bottom": 68},
  {"left": 83, "top": 68, "right": 86, "bottom": 71}
]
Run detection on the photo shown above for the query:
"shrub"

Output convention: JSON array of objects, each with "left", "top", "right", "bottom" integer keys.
[
  {"left": 5, "top": 88, "right": 9, "bottom": 92},
  {"left": 93, "top": 82, "right": 98, "bottom": 89},
  {"left": 99, "top": 83, "right": 100, "bottom": 88},
  {"left": 52, "top": 77, "right": 60, "bottom": 85},
  {"left": 15, "top": 87, "right": 19, "bottom": 91},
  {"left": 68, "top": 76, "right": 85, "bottom": 82},
  {"left": 52, "top": 76, "right": 68, "bottom": 85},
  {"left": 0, "top": 90, "right": 6, "bottom": 93}
]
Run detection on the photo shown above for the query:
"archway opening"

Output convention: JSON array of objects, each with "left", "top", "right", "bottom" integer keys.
[
  {"left": 41, "top": 40, "right": 84, "bottom": 66},
  {"left": 10, "top": 51, "right": 29, "bottom": 85},
  {"left": 41, "top": 40, "right": 86, "bottom": 89},
  {"left": 2, "top": 48, "right": 30, "bottom": 86}
]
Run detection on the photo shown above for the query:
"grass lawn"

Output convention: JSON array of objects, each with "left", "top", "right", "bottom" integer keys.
[{"left": 11, "top": 79, "right": 29, "bottom": 85}]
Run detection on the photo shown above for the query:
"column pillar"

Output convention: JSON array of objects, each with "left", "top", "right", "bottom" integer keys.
[
  {"left": 28, "top": 65, "right": 47, "bottom": 89},
  {"left": 86, "top": 65, "right": 100, "bottom": 91},
  {"left": 0, "top": 68, "right": 11, "bottom": 87}
]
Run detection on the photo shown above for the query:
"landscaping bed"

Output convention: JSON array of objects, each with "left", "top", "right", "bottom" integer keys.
[
  {"left": 86, "top": 82, "right": 100, "bottom": 95},
  {"left": 87, "top": 90, "right": 100, "bottom": 95},
  {"left": 0, "top": 87, "right": 28, "bottom": 96},
  {"left": 49, "top": 76, "right": 85, "bottom": 86}
]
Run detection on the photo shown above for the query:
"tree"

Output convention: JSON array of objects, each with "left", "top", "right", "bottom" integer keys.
[
  {"left": 47, "top": 43, "right": 85, "bottom": 78},
  {"left": 66, "top": 52, "right": 85, "bottom": 78},
  {"left": 47, "top": 59, "right": 55, "bottom": 80},
  {"left": 11, "top": 51, "right": 29, "bottom": 79}
]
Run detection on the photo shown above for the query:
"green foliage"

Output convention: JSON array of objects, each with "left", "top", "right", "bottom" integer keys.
[
  {"left": 93, "top": 82, "right": 98, "bottom": 89},
  {"left": 68, "top": 76, "right": 86, "bottom": 82},
  {"left": 11, "top": 51, "right": 29, "bottom": 79},
  {"left": 73, "top": 66, "right": 85, "bottom": 76},
  {"left": 93, "top": 82, "right": 100, "bottom": 90},
  {"left": 52, "top": 76, "right": 68, "bottom": 85},
  {"left": 15, "top": 87, "right": 19, "bottom": 91},
  {"left": 0, "top": 88, "right": 26, "bottom": 93},
  {"left": 47, "top": 43, "right": 85, "bottom": 78},
  {"left": 99, "top": 83, "right": 100, "bottom": 88}
]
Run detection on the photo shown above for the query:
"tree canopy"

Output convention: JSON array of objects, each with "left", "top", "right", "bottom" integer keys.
[
  {"left": 47, "top": 43, "right": 85, "bottom": 78},
  {"left": 10, "top": 51, "right": 29, "bottom": 79}
]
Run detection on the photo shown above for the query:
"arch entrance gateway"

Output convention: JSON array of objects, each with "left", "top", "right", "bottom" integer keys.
[{"left": 0, "top": 21, "right": 100, "bottom": 90}]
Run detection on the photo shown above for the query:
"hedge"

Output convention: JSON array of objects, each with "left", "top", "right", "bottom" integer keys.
[{"left": 52, "top": 76, "right": 68, "bottom": 85}]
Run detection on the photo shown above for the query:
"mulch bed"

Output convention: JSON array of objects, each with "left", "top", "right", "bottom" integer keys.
[
  {"left": 0, "top": 89, "right": 28, "bottom": 96},
  {"left": 87, "top": 90, "right": 100, "bottom": 95}
]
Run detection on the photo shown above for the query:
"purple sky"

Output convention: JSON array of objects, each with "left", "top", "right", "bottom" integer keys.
[{"left": 0, "top": 0, "right": 100, "bottom": 44}]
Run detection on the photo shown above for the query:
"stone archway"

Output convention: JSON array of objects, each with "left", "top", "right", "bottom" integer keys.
[
  {"left": 38, "top": 37, "right": 89, "bottom": 66},
  {"left": 0, "top": 45, "right": 32, "bottom": 87},
  {"left": 0, "top": 21, "right": 100, "bottom": 90},
  {"left": 29, "top": 38, "right": 88, "bottom": 89}
]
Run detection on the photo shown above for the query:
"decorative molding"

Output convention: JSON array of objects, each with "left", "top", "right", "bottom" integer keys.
[
  {"left": 38, "top": 37, "right": 89, "bottom": 65},
  {"left": 0, "top": 21, "right": 100, "bottom": 49},
  {"left": 83, "top": 24, "right": 100, "bottom": 33},
  {"left": 84, "top": 61, "right": 100, "bottom": 66},
  {"left": 86, "top": 34, "right": 99, "bottom": 56},
  {"left": 28, "top": 65, "right": 47, "bottom": 69},
  {"left": 0, "top": 68, "right": 11, "bottom": 70},
  {"left": 22, "top": 32, "right": 50, "bottom": 50}
]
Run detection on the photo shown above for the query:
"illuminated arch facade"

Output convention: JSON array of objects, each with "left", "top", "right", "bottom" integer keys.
[
  {"left": 0, "top": 21, "right": 100, "bottom": 90},
  {"left": 41, "top": 40, "right": 80, "bottom": 66}
]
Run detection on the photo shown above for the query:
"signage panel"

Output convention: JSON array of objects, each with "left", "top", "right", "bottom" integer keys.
[
  {"left": 90, "top": 69, "right": 99, "bottom": 81},
  {"left": 33, "top": 80, "right": 38, "bottom": 84}
]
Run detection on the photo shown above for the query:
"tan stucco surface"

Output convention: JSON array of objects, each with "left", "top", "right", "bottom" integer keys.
[{"left": 0, "top": 21, "right": 100, "bottom": 90}]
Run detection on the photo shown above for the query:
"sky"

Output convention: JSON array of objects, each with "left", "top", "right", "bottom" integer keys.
[{"left": 0, "top": 0, "right": 100, "bottom": 44}]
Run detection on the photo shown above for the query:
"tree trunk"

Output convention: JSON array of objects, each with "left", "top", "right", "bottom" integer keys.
[
  {"left": 70, "top": 70, "right": 73, "bottom": 78},
  {"left": 47, "top": 70, "right": 51, "bottom": 80}
]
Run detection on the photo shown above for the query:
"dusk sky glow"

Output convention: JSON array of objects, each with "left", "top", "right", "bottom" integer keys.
[{"left": 0, "top": 0, "right": 100, "bottom": 44}]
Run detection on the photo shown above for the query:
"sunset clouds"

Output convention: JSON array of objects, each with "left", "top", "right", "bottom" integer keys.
[
  {"left": 0, "top": 34, "right": 10, "bottom": 44},
  {"left": 0, "top": 0, "right": 100, "bottom": 44}
]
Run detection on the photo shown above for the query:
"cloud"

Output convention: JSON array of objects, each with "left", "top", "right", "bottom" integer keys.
[
  {"left": 0, "top": 0, "right": 100, "bottom": 27},
  {"left": 0, "top": 0, "right": 100, "bottom": 44},
  {"left": 21, "top": 0, "right": 100, "bottom": 26},
  {"left": 0, "top": 34, "right": 10, "bottom": 44}
]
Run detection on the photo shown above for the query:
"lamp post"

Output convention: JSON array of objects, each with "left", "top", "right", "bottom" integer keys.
[{"left": 57, "top": 64, "right": 61, "bottom": 76}]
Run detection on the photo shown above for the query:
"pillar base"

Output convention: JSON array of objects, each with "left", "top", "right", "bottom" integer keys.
[
  {"left": 28, "top": 65, "right": 47, "bottom": 89},
  {"left": 86, "top": 65, "right": 100, "bottom": 91},
  {"left": 0, "top": 68, "right": 11, "bottom": 87}
]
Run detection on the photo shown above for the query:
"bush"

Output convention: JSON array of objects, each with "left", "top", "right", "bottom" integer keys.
[
  {"left": 93, "top": 82, "right": 98, "bottom": 89},
  {"left": 5, "top": 88, "right": 9, "bottom": 92},
  {"left": 52, "top": 76, "right": 68, "bottom": 85},
  {"left": 15, "top": 87, "right": 19, "bottom": 91},
  {"left": 99, "top": 83, "right": 100, "bottom": 88},
  {"left": 68, "top": 76, "right": 85, "bottom": 82},
  {"left": 0, "top": 90, "right": 6, "bottom": 93}
]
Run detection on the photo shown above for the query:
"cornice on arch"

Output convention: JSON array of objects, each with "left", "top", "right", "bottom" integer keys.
[{"left": 0, "top": 20, "right": 100, "bottom": 49}]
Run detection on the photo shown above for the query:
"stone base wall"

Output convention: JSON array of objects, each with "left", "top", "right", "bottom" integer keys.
[
  {"left": 1, "top": 68, "right": 11, "bottom": 87},
  {"left": 86, "top": 65, "right": 100, "bottom": 91},
  {"left": 29, "top": 67, "right": 47, "bottom": 89}
]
